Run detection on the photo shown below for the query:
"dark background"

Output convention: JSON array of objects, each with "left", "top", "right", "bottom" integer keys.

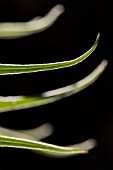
[{"left": 0, "top": 0, "right": 112, "bottom": 169}]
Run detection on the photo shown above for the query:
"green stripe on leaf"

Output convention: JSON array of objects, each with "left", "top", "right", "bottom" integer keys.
[
  {"left": 0, "top": 33, "right": 100, "bottom": 75},
  {"left": 0, "top": 60, "right": 107, "bottom": 113}
]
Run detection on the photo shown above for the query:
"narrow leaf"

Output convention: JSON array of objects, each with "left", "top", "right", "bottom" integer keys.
[
  {"left": 18, "top": 123, "right": 53, "bottom": 140},
  {"left": 0, "top": 60, "right": 107, "bottom": 113},
  {"left": 0, "top": 135, "right": 89, "bottom": 157},
  {"left": 68, "top": 139, "right": 97, "bottom": 150},
  {"left": 0, "top": 33, "right": 100, "bottom": 75},
  {"left": 0, "top": 126, "right": 96, "bottom": 157},
  {"left": 0, "top": 123, "right": 53, "bottom": 140},
  {"left": 0, "top": 4, "right": 64, "bottom": 39}
]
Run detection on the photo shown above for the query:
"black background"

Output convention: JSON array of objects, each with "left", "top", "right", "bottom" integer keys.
[{"left": 0, "top": 0, "right": 112, "bottom": 169}]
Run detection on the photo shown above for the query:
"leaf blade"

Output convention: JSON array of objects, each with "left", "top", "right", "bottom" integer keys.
[
  {"left": 0, "top": 4, "right": 64, "bottom": 39},
  {"left": 0, "top": 60, "right": 107, "bottom": 113},
  {"left": 0, "top": 33, "right": 100, "bottom": 75},
  {"left": 0, "top": 123, "right": 53, "bottom": 140},
  {"left": 0, "top": 135, "right": 88, "bottom": 157}
]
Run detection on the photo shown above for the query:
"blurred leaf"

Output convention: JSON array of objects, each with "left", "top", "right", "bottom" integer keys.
[
  {"left": 0, "top": 123, "right": 53, "bottom": 140},
  {"left": 0, "top": 124, "right": 96, "bottom": 157},
  {"left": 0, "top": 4, "right": 64, "bottom": 39},
  {"left": 0, "top": 135, "right": 89, "bottom": 157},
  {"left": 0, "top": 60, "right": 107, "bottom": 113}
]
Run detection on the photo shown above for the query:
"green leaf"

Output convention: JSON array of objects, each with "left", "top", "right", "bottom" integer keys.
[
  {"left": 0, "top": 60, "right": 107, "bottom": 113},
  {"left": 0, "top": 4, "right": 64, "bottom": 39},
  {"left": 0, "top": 126, "right": 96, "bottom": 157},
  {"left": 0, "top": 33, "right": 99, "bottom": 75},
  {"left": 0, "top": 135, "right": 90, "bottom": 157}
]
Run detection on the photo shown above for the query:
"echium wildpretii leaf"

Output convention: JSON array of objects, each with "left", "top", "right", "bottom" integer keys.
[
  {"left": 0, "top": 60, "right": 107, "bottom": 113},
  {"left": 0, "top": 4, "right": 64, "bottom": 39},
  {"left": 0, "top": 33, "right": 100, "bottom": 75}
]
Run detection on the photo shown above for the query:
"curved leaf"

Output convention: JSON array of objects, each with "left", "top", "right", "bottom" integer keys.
[
  {"left": 0, "top": 135, "right": 90, "bottom": 157},
  {"left": 0, "top": 4, "right": 64, "bottom": 39},
  {"left": 0, "top": 60, "right": 107, "bottom": 113},
  {"left": 18, "top": 123, "right": 53, "bottom": 140},
  {"left": 0, "top": 33, "right": 100, "bottom": 75},
  {"left": 0, "top": 123, "right": 53, "bottom": 140}
]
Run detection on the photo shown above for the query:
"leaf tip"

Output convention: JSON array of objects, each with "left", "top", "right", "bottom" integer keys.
[
  {"left": 101, "top": 59, "right": 108, "bottom": 67},
  {"left": 99, "top": 59, "right": 108, "bottom": 72},
  {"left": 95, "top": 32, "right": 100, "bottom": 43},
  {"left": 54, "top": 4, "right": 65, "bottom": 15}
]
